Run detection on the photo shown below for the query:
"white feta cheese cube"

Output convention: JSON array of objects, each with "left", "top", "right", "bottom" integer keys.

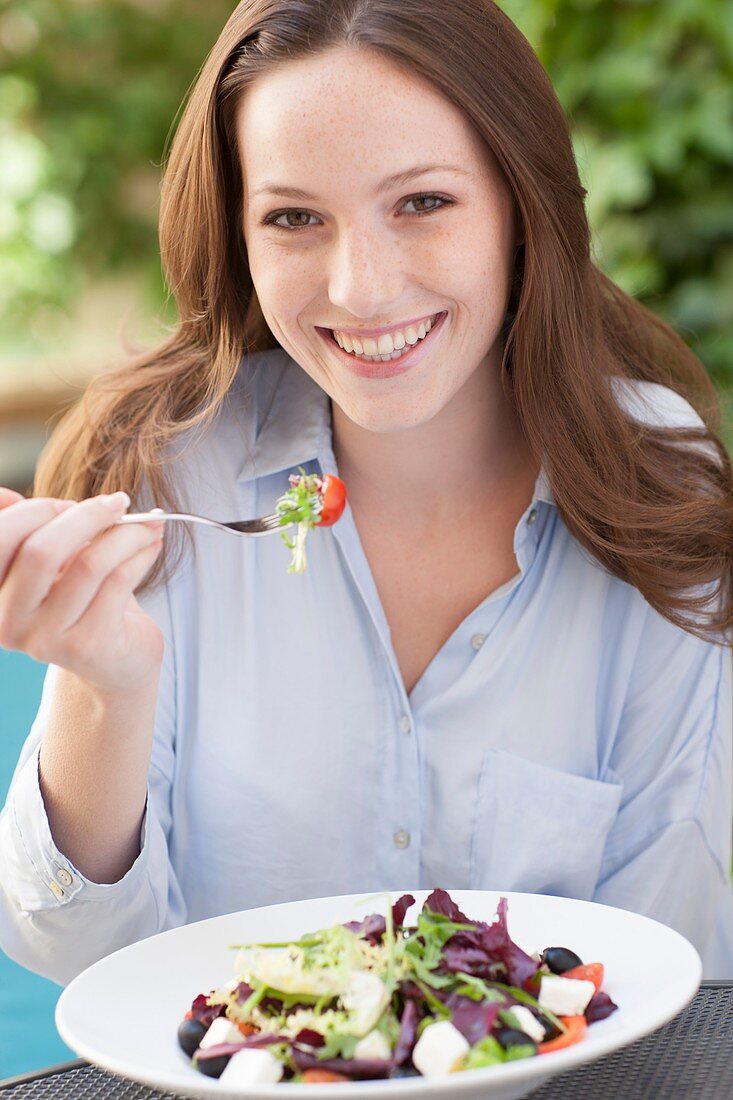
[
  {"left": 538, "top": 974, "right": 595, "bottom": 1016},
  {"left": 353, "top": 1029, "right": 392, "bottom": 1061},
  {"left": 198, "top": 1016, "right": 243, "bottom": 1049},
  {"left": 412, "top": 1020, "right": 470, "bottom": 1077},
  {"left": 218, "top": 1048, "right": 284, "bottom": 1085},
  {"left": 507, "top": 1005, "right": 545, "bottom": 1043}
]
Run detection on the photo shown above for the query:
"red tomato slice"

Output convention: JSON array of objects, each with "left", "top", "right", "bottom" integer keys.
[
  {"left": 318, "top": 475, "right": 347, "bottom": 526},
  {"left": 562, "top": 962, "right": 604, "bottom": 993},
  {"left": 538, "top": 1015, "right": 587, "bottom": 1054},
  {"left": 522, "top": 971, "right": 542, "bottom": 995}
]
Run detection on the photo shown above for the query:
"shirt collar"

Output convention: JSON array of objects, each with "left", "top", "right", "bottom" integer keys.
[
  {"left": 235, "top": 351, "right": 555, "bottom": 507},
  {"left": 235, "top": 354, "right": 328, "bottom": 483}
]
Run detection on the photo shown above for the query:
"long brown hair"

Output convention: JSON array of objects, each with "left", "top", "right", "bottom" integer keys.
[{"left": 34, "top": 0, "right": 733, "bottom": 643}]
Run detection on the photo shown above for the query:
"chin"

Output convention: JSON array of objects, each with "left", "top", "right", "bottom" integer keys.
[{"left": 339, "top": 394, "right": 444, "bottom": 434}]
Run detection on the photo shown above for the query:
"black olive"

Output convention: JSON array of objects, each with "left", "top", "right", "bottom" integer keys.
[
  {"left": 177, "top": 1017, "right": 206, "bottom": 1057},
  {"left": 495, "top": 1027, "right": 537, "bottom": 1053},
  {"left": 537, "top": 1015, "right": 562, "bottom": 1042},
  {"left": 541, "top": 946, "right": 583, "bottom": 974},
  {"left": 193, "top": 1054, "right": 231, "bottom": 1078}
]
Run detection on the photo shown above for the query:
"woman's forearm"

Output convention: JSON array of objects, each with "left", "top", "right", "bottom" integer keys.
[{"left": 38, "top": 666, "right": 162, "bottom": 884}]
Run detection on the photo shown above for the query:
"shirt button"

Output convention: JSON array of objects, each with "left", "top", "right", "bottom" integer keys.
[
  {"left": 399, "top": 714, "right": 412, "bottom": 734},
  {"left": 471, "top": 633, "right": 487, "bottom": 651},
  {"left": 393, "top": 829, "right": 411, "bottom": 849},
  {"left": 527, "top": 508, "right": 537, "bottom": 526},
  {"left": 57, "top": 868, "right": 73, "bottom": 887},
  {"left": 49, "top": 881, "right": 65, "bottom": 900}
]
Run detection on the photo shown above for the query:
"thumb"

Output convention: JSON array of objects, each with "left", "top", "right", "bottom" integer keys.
[{"left": 0, "top": 487, "right": 24, "bottom": 510}]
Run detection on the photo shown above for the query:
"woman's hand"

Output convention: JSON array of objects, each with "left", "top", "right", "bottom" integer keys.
[{"left": 0, "top": 487, "right": 166, "bottom": 695}]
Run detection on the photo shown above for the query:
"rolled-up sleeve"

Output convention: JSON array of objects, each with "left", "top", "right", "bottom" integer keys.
[
  {"left": 0, "top": 577, "right": 186, "bottom": 985},
  {"left": 594, "top": 609, "right": 733, "bottom": 976}
]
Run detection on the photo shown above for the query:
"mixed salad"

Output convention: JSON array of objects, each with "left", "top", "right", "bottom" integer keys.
[
  {"left": 275, "top": 470, "right": 347, "bottom": 573},
  {"left": 177, "top": 890, "right": 617, "bottom": 1086}
]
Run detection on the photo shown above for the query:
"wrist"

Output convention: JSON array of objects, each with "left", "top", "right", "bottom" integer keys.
[{"left": 56, "top": 664, "right": 162, "bottom": 714}]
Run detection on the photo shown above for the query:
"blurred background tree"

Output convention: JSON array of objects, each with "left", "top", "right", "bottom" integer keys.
[{"left": 0, "top": 0, "right": 731, "bottom": 425}]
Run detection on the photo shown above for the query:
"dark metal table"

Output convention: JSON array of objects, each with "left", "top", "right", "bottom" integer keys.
[{"left": 2, "top": 981, "right": 732, "bottom": 1099}]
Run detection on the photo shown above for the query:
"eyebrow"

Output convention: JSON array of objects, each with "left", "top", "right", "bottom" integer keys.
[{"left": 248, "top": 164, "right": 472, "bottom": 201}]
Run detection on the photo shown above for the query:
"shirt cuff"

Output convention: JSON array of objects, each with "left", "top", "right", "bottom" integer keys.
[{"left": 3, "top": 743, "right": 152, "bottom": 911}]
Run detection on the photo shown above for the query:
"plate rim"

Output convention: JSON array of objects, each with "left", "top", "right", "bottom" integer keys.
[{"left": 55, "top": 888, "right": 703, "bottom": 1098}]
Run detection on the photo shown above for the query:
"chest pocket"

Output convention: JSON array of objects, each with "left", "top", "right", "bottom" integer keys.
[{"left": 469, "top": 747, "right": 623, "bottom": 900}]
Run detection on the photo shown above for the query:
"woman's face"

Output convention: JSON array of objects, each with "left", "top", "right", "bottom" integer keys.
[{"left": 238, "top": 46, "right": 519, "bottom": 433}]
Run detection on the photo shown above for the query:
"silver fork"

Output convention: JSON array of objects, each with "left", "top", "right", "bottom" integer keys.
[{"left": 116, "top": 508, "right": 289, "bottom": 537}]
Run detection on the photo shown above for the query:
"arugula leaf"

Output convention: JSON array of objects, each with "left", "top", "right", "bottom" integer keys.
[
  {"left": 410, "top": 978, "right": 451, "bottom": 1017},
  {"left": 463, "top": 1034, "right": 505, "bottom": 1069},
  {"left": 275, "top": 468, "right": 325, "bottom": 574},
  {"left": 481, "top": 980, "right": 566, "bottom": 1033},
  {"left": 316, "top": 1032, "right": 360, "bottom": 1061},
  {"left": 454, "top": 972, "right": 508, "bottom": 1003},
  {"left": 402, "top": 910, "right": 478, "bottom": 987},
  {"left": 498, "top": 1008, "right": 524, "bottom": 1031},
  {"left": 504, "top": 1044, "right": 537, "bottom": 1061},
  {"left": 237, "top": 981, "right": 270, "bottom": 1016},
  {"left": 375, "top": 1008, "right": 401, "bottom": 1048}
]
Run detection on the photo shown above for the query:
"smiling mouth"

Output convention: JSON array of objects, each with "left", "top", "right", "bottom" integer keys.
[{"left": 326, "top": 311, "right": 447, "bottom": 362}]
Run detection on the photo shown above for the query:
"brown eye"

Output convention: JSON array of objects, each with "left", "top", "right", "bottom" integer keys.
[
  {"left": 401, "top": 193, "right": 453, "bottom": 216},
  {"left": 262, "top": 209, "right": 317, "bottom": 230}
]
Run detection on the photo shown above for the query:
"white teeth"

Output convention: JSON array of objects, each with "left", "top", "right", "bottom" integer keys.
[{"left": 333, "top": 314, "right": 439, "bottom": 358}]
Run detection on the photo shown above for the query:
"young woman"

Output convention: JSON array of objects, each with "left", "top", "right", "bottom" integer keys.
[{"left": 1, "top": 0, "right": 732, "bottom": 986}]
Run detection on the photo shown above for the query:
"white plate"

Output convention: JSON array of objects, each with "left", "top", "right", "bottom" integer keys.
[{"left": 56, "top": 889, "right": 701, "bottom": 1100}]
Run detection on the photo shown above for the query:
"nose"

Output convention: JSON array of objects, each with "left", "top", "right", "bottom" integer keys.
[{"left": 326, "top": 223, "right": 406, "bottom": 323}]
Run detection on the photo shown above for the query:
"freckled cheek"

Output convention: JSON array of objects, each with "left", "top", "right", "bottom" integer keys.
[{"left": 247, "top": 246, "right": 316, "bottom": 317}]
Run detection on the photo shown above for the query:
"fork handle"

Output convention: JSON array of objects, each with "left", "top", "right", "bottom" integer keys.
[{"left": 116, "top": 510, "right": 171, "bottom": 524}]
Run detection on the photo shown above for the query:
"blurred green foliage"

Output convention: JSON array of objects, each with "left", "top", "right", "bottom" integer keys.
[
  {"left": 1, "top": 0, "right": 732, "bottom": 388},
  {"left": 503, "top": 0, "right": 733, "bottom": 384}
]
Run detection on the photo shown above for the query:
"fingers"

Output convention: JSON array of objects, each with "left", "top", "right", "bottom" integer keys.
[
  {"left": 1, "top": 493, "right": 133, "bottom": 614},
  {"left": 0, "top": 497, "right": 77, "bottom": 584},
  {"left": 64, "top": 537, "right": 165, "bottom": 647},
  {"left": 38, "top": 520, "right": 165, "bottom": 632},
  {"left": 0, "top": 487, "right": 25, "bottom": 510}
]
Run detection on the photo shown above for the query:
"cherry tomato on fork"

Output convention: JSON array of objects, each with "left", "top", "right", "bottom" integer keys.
[{"left": 317, "top": 475, "right": 347, "bottom": 526}]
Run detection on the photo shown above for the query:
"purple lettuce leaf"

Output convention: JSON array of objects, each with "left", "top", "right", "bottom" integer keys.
[
  {"left": 393, "top": 893, "right": 416, "bottom": 928},
  {"left": 435, "top": 896, "right": 538, "bottom": 989},
  {"left": 188, "top": 993, "right": 226, "bottom": 1029},
  {"left": 343, "top": 912, "right": 386, "bottom": 944},
  {"left": 194, "top": 1034, "right": 288, "bottom": 1061},
  {"left": 422, "top": 888, "right": 470, "bottom": 923},
  {"left": 392, "top": 1000, "right": 419, "bottom": 1066},
  {"left": 398, "top": 980, "right": 427, "bottom": 1002},
  {"left": 294, "top": 1028, "right": 326, "bottom": 1048},
  {"left": 292, "top": 1047, "right": 391, "bottom": 1079},
  {"left": 343, "top": 893, "right": 417, "bottom": 944},
  {"left": 448, "top": 998, "right": 503, "bottom": 1045},
  {"left": 585, "top": 990, "right": 619, "bottom": 1023}
]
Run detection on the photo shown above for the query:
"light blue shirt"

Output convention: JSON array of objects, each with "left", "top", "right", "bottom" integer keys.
[{"left": 2, "top": 348, "right": 732, "bottom": 985}]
